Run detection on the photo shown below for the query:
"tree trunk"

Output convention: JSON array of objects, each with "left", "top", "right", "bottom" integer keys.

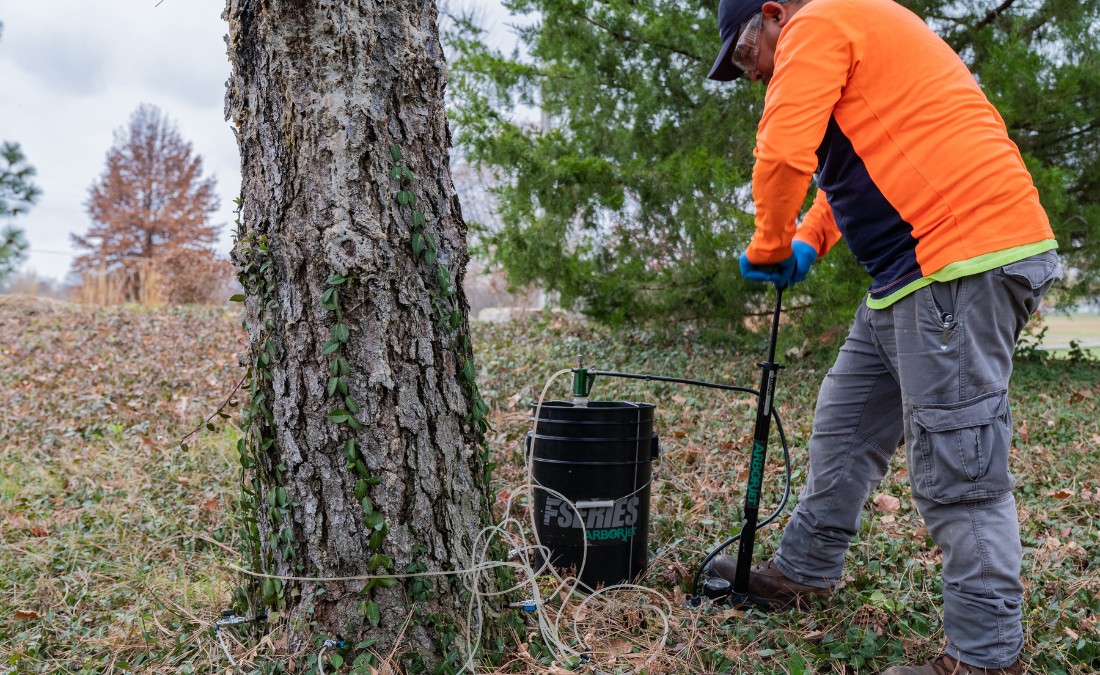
[{"left": 225, "top": 0, "right": 495, "bottom": 668}]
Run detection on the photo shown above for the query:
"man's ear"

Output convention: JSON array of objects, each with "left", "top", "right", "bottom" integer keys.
[{"left": 762, "top": 1, "right": 795, "bottom": 26}]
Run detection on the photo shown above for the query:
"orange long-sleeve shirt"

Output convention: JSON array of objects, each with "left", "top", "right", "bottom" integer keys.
[{"left": 746, "top": 0, "right": 1055, "bottom": 306}]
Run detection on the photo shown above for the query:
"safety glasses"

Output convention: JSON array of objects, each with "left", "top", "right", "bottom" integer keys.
[{"left": 731, "top": 13, "right": 765, "bottom": 73}]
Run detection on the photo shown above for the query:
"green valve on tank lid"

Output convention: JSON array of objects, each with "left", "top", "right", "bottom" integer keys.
[{"left": 572, "top": 355, "right": 596, "bottom": 405}]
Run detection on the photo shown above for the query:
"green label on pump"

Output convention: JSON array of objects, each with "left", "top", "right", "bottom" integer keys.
[{"left": 746, "top": 441, "right": 766, "bottom": 509}]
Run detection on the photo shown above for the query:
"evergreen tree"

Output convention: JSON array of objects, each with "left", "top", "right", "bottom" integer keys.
[
  {"left": 449, "top": 0, "right": 1100, "bottom": 333},
  {"left": 0, "top": 142, "right": 39, "bottom": 283},
  {"left": 0, "top": 22, "right": 42, "bottom": 283}
]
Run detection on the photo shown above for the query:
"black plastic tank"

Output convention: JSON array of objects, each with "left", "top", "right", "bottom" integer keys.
[{"left": 527, "top": 400, "right": 659, "bottom": 589}]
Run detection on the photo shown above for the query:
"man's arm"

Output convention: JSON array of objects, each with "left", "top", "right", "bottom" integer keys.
[
  {"left": 794, "top": 188, "right": 842, "bottom": 256},
  {"left": 745, "top": 8, "right": 858, "bottom": 264}
]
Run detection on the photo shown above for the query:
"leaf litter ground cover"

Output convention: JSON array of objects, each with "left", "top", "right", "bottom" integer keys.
[{"left": 0, "top": 297, "right": 1096, "bottom": 673}]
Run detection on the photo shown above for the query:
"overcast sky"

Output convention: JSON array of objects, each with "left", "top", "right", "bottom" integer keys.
[{"left": 0, "top": 0, "right": 518, "bottom": 283}]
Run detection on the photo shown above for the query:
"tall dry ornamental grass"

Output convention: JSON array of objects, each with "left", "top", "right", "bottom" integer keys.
[
  {"left": 71, "top": 261, "right": 165, "bottom": 307},
  {"left": 70, "top": 253, "right": 235, "bottom": 307}
]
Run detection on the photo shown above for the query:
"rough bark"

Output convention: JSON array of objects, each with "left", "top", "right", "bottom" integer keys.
[{"left": 225, "top": 0, "right": 491, "bottom": 665}]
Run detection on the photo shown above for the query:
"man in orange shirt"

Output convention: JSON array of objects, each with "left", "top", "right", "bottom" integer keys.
[{"left": 704, "top": 1, "right": 1061, "bottom": 673}]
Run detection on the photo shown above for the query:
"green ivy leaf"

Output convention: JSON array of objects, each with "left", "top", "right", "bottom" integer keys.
[
  {"left": 328, "top": 411, "right": 350, "bottom": 424},
  {"left": 344, "top": 437, "right": 356, "bottom": 459},
  {"left": 390, "top": 166, "right": 402, "bottom": 181},
  {"left": 365, "top": 600, "right": 381, "bottom": 627},
  {"left": 397, "top": 191, "right": 410, "bottom": 206},
  {"left": 361, "top": 495, "right": 374, "bottom": 514},
  {"left": 230, "top": 294, "right": 246, "bottom": 302},
  {"left": 411, "top": 233, "right": 425, "bottom": 255},
  {"left": 462, "top": 359, "right": 476, "bottom": 382},
  {"left": 347, "top": 416, "right": 363, "bottom": 431},
  {"left": 337, "top": 377, "right": 348, "bottom": 396},
  {"left": 402, "top": 167, "right": 414, "bottom": 182},
  {"left": 331, "top": 323, "right": 350, "bottom": 343},
  {"left": 345, "top": 396, "right": 360, "bottom": 414},
  {"left": 377, "top": 577, "right": 398, "bottom": 588},
  {"left": 368, "top": 553, "right": 385, "bottom": 572},
  {"left": 336, "top": 359, "right": 350, "bottom": 376},
  {"left": 369, "top": 529, "right": 384, "bottom": 550},
  {"left": 390, "top": 145, "right": 401, "bottom": 163},
  {"left": 329, "top": 360, "right": 340, "bottom": 377},
  {"left": 329, "top": 654, "right": 343, "bottom": 669},
  {"left": 322, "top": 340, "right": 341, "bottom": 355},
  {"left": 326, "top": 377, "right": 338, "bottom": 397},
  {"left": 355, "top": 480, "right": 368, "bottom": 500},
  {"left": 412, "top": 211, "right": 424, "bottom": 228},
  {"left": 326, "top": 274, "right": 346, "bottom": 286}
]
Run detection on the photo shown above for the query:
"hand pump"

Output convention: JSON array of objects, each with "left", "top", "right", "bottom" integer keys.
[{"left": 732, "top": 285, "right": 785, "bottom": 596}]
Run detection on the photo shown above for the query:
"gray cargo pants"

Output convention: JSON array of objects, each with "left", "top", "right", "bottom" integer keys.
[{"left": 773, "top": 250, "right": 1062, "bottom": 669}]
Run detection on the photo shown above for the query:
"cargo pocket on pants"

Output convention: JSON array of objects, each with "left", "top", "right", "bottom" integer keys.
[{"left": 911, "top": 390, "right": 1015, "bottom": 504}]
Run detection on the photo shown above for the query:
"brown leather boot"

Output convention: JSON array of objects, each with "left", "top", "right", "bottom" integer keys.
[
  {"left": 880, "top": 654, "right": 1023, "bottom": 674},
  {"left": 707, "top": 555, "right": 832, "bottom": 610}
]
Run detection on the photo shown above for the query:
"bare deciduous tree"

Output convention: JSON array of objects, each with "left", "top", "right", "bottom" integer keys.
[{"left": 73, "top": 104, "right": 222, "bottom": 301}]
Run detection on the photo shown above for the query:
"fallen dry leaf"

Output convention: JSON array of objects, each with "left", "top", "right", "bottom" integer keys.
[
  {"left": 1047, "top": 489, "right": 1074, "bottom": 500},
  {"left": 1019, "top": 419, "right": 1030, "bottom": 443},
  {"left": 803, "top": 629, "right": 828, "bottom": 643},
  {"left": 872, "top": 493, "right": 901, "bottom": 514},
  {"left": 608, "top": 639, "right": 633, "bottom": 655},
  {"left": 14, "top": 609, "right": 40, "bottom": 621}
]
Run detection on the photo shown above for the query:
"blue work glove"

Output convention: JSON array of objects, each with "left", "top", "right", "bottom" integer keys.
[
  {"left": 739, "top": 242, "right": 817, "bottom": 287},
  {"left": 739, "top": 250, "right": 798, "bottom": 287},
  {"left": 789, "top": 241, "right": 817, "bottom": 285}
]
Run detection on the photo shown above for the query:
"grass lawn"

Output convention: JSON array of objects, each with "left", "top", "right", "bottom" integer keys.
[
  {"left": 1, "top": 297, "right": 1097, "bottom": 673},
  {"left": 1036, "top": 312, "right": 1100, "bottom": 348}
]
